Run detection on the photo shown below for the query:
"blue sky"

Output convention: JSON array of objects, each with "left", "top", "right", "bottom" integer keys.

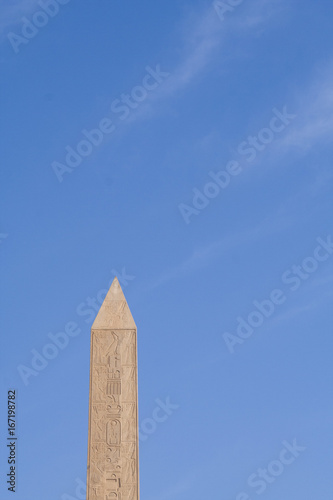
[{"left": 1, "top": 0, "right": 333, "bottom": 498}]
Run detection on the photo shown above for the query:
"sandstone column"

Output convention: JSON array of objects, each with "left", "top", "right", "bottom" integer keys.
[{"left": 86, "top": 277, "right": 139, "bottom": 500}]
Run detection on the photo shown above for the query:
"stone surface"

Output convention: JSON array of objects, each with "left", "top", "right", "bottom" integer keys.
[{"left": 86, "top": 277, "right": 139, "bottom": 500}]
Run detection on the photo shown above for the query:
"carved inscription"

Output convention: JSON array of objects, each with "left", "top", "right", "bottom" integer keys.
[{"left": 87, "top": 329, "right": 139, "bottom": 499}]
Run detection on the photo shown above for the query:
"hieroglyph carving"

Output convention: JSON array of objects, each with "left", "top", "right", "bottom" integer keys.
[{"left": 87, "top": 329, "right": 139, "bottom": 499}]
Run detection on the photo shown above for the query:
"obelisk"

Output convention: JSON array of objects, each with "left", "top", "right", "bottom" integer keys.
[{"left": 86, "top": 277, "right": 140, "bottom": 500}]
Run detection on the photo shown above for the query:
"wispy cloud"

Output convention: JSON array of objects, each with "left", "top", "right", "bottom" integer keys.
[
  {"left": 271, "top": 65, "right": 333, "bottom": 155},
  {"left": 165, "top": 0, "right": 287, "bottom": 96},
  {"left": 125, "top": 0, "right": 287, "bottom": 124},
  {"left": 162, "top": 9, "right": 223, "bottom": 95},
  {"left": 227, "top": 62, "right": 333, "bottom": 179},
  {"left": 269, "top": 288, "right": 332, "bottom": 328},
  {"left": 235, "top": 0, "right": 288, "bottom": 31},
  {"left": 122, "top": 8, "right": 225, "bottom": 125},
  {"left": 263, "top": 259, "right": 333, "bottom": 329}
]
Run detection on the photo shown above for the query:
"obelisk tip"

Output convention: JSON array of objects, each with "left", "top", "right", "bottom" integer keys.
[{"left": 92, "top": 276, "right": 136, "bottom": 330}]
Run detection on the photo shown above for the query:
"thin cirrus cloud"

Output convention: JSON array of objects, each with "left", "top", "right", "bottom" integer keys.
[
  {"left": 227, "top": 63, "right": 333, "bottom": 173},
  {"left": 275, "top": 65, "right": 333, "bottom": 154},
  {"left": 122, "top": 7, "right": 226, "bottom": 125},
  {"left": 125, "top": 0, "right": 286, "bottom": 125},
  {"left": 268, "top": 278, "right": 333, "bottom": 329},
  {"left": 165, "top": 0, "right": 288, "bottom": 96}
]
